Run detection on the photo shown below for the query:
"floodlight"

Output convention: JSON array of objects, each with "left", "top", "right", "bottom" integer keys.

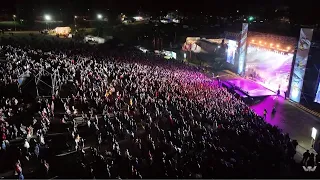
[
  {"left": 44, "top": 15, "right": 51, "bottom": 21},
  {"left": 97, "top": 14, "right": 103, "bottom": 19}
]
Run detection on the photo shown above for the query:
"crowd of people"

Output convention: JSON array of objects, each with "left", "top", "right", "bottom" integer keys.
[{"left": 0, "top": 35, "right": 306, "bottom": 179}]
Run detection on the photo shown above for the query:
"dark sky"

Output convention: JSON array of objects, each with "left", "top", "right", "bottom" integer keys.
[
  {"left": 6, "top": 0, "right": 289, "bottom": 13},
  {"left": 3, "top": 0, "right": 320, "bottom": 24}
]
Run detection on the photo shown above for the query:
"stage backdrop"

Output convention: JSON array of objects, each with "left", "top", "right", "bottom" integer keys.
[
  {"left": 245, "top": 32, "right": 297, "bottom": 95},
  {"left": 289, "top": 28, "right": 314, "bottom": 102}
]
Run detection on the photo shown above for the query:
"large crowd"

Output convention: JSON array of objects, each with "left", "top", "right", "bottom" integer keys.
[{"left": 0, "top": 35, "right": 306, "bottom": 179}]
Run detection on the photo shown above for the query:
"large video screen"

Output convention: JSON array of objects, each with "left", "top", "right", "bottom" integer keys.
[
  {"left": 245, "top": 33, "right": 296, "bottom": 95},
  {"left": 226, "top": 40, "right": 238, "bottom": 64},
  {"left": 182, "top": 37, "right": 225, "bottom": 54}
]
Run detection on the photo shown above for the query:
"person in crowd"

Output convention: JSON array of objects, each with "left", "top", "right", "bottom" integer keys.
[
  {"left": 34, "top": 143, "right": 40, "bottom": 159},
  {"left": 302, "top": 150, "right": 310, "bottom": 165},
  {"left": 1, "top": 140, "right": 6, "bottom": 151},
  {"left": 307, "top": 153, "right": 315, "bottom": 167},
  {"left": 15, "top": 160, "right": 23, "bottom": 179},
  {"left": 272, "top": 106, "right": 276, "bottom": 115},
  {"left": 263, "top": 109, "right": 267, "bottom": 119}
]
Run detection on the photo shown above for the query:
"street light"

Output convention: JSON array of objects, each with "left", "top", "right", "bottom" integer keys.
[
  {"left": 97, "top": 14, "right": 103, "bottom": 20},
  {"left": 13, "top": 15, "right": 16, "bottom": 31},
  {"left": 74, "top": 16, "right": 78, "bottom": 29},
  {"left": 97, "top": 14, "right": 104, "bottom": 37},
  {"left": 44, "top": 14, "right": 51, "bottom": 21},
  {"left": 44, "top": 14, "right": 52, "bottom": 29}
]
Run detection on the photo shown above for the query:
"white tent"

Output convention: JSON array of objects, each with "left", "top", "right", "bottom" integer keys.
[{"left": 84, "top": 35, "right": 106, "bottom": 44}]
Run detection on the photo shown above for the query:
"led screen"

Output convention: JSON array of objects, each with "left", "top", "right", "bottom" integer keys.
[
  {"left": 226, "top": 40, "right": 238, "bottom": 64},
  {"left": 238, "top": 23, "right": 248, "bottom": 74},
  {"left": 289, "top": 28, "right": 313, "bottom": 102},
  {"left": 245, "top": 44, "right": 294, "bottom": 95},
  {"left": 315, "top": 82, "right": 320, "bottom": 103}
]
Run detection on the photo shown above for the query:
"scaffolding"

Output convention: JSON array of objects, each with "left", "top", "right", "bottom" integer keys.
[
  {"left": 19, "top": 67, "right": 60, "bottom": 98},
  {"left": 34, "top": 68, "right": 60, "bottom": 98}
]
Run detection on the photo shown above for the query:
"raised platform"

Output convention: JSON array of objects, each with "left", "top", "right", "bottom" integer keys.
[{"left": 222, "top": 77, "right": 276, "bottom": 98}]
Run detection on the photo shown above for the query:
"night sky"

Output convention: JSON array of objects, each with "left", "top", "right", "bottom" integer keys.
[
  {"left": 3, "top": 0, "right": 320, "bottom": 24},
  {"left": 2, "top": 0, "right": 292, "bottom": 13}
]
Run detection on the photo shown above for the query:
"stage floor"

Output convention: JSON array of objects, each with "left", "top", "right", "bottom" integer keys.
[{"left": 225, "top": 78, "right": 276, "bottom": 97}]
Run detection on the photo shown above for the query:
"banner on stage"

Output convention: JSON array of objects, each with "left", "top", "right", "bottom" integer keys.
[
  {"left": 289, "top": 28, "right": 314, "bottom": 102},
  {"left": 238, "top": 23, "right": 248, "bottom": 75}
]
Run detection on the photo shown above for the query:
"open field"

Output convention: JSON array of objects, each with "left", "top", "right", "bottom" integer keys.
[
  {"left": 0, "top": 21, "right": 22, "bottom": 28},
  {"left": 0, "top": 21, "right": 19, "bottom": 26},
  {"left": 0, "top": 32, "right": 73, "bottom": 43}
]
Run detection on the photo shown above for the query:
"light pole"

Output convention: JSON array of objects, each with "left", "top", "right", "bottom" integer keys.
[
  {"left": 97, "top": 14, "right": 103, "bottom": 36},
  {"left": 13, "top": 15, "right": 16, "bottom": 31},
  {"left": 74, "top": 16, "right": 77, "bottom": 30},
  {"left": 44, "top": 14, "right": 51, "bottom": 29}
]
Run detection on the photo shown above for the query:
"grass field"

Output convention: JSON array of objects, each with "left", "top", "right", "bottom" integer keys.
[
  {"left": 0, "top": 32, "right": 73, "bottom": 44},
  {"left": 0, "top": 21, "right": 19, "bottom": 25},
  {"left": 0, "top": 21, "right": 22, "bottom": 28}
]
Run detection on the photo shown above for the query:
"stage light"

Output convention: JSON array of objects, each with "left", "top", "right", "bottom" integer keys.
[
  {"left": 276, "top": 44, "right": 280, "bottom": 48},
  {"left": 287, "top": 46, "right": 291, "bottom": 50},
  {"left": 270, "top": 43, "right": 273, "bottom": 47},
  {"left": 251, "top": 40, "right": 255, "bottom": 43},
  {"left": 44, "top": 14, "right": 51, "bottom": 21},
  {"left": 264, "top": 42, "right": 267, "bottom": 45},
  {"left": 259, "top": 41, "right": 262, "bottom": 44}
]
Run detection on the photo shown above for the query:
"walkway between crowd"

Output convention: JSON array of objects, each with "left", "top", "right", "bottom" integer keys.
[{"left": 250, "top": 95, "right": 320, "bottom": 161}]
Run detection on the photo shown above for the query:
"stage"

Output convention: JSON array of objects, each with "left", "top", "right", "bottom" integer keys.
[{"left": 221, "top": 76, "right": 276, "bottom": 98}]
